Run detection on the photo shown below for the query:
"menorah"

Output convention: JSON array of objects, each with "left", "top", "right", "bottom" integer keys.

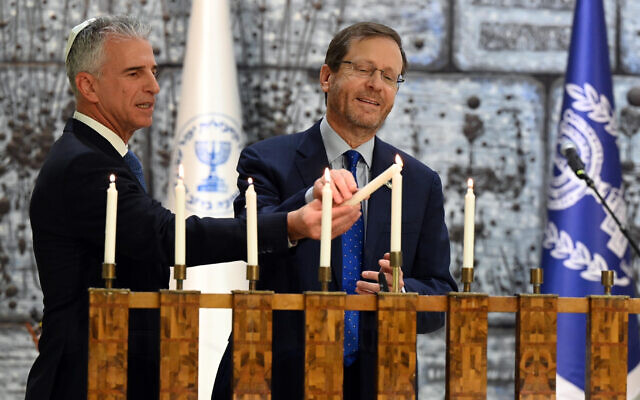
[{"left": 87, "top": 268, "right": 640, "bottom": 400}]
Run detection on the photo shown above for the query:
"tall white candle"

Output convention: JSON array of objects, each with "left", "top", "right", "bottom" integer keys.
[
  {"left": 463, "top": 178, "right": 475, "bottom": 269},
  {"left": 104, "top": 174, "right": 118, "bottom": 264},
  {"left": 390, "top": 155, "right": 403, "bottom": 252},
  {"left": 344, "top": 162, "right": 402, "bottom": 206},
  {"left": 175, "top": 164, "right": 186, "bottom": 265},
  {"left": 320, "top": 168, "right": 332, "bottom": 267},
  {"left": 246, "top": 178, "right": 258, "bottom": 265}
]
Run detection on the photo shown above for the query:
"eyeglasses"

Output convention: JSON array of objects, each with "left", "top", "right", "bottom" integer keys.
[{"left": 341, "top": 60, "right": 404, "bottom": 89}]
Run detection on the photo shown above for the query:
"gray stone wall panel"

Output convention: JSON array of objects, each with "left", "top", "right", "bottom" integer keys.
[
  {"left": 620, "top": 0, "right": 640, "bottom": 74},
  {"left": 231, "top": 0, "right": 449, "bottom": 70},
  {"left": 0, "top": 65, "right": 72, "bottom": 321},
  {"left": 453, "top": 0, "right": 617, "bottom": 73},
  {"left": 0, "top": 0, "right": 189, "bottom": 64}
]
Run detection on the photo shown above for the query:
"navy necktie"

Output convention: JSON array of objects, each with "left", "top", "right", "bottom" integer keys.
[
  {"left": 342, "top": 150, "right": 364, "bottom": 366},
  {"left": 123, "top": 150, "right": 147, "bottom": 192}
]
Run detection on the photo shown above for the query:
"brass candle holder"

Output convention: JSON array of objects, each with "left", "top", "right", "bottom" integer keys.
[
  {"left": 601, "top": 270, "right": 614, "bottom": 295},
  {"left": 530, "top": 268, "right": 543, "bottom": 294},
  {"left": 102, "top": 263, "right": 116, "bottom": 289},
  {"left": 318, "top": 265, "right": 331, "bottom": 292},
  {"left": 174, "top": 264, "right": 186, "bottom": 290},
  {"left": 390, "top": 251, "right": 402, "bottom": 293},
  {"left": 461, "top": 267, "right": 474, "bottom": 292},
  {"left": 247, "top": 264, "right": 259, "bottom": 291}
]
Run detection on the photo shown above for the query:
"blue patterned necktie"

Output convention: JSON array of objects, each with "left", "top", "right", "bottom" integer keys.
[
  {"left": 342, "top": 150, "right": 364, "bottom": 366},
  {"left": 123, "top": 150, "right": 147, "bottom": 192}
]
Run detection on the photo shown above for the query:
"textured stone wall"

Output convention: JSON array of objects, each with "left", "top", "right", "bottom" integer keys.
[{"left": 0, "top": 0, "right": 639, "bottom": 398}]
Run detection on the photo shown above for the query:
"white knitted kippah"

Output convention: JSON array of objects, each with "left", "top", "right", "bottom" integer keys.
[{"left": 63, "top": 17, "right": 97, "bottom": 62}]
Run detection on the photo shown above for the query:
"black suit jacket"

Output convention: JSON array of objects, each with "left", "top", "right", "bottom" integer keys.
[
  {"left": 26, "top": 118, "right": 289, "bottom": 400},
  {"left": 212, "top": 121, "right": 457, "bottom": 399}
]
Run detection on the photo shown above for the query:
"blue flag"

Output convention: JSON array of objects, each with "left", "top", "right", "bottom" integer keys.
[{"left": 541, "top": 0, "right": 640, "bottom": 397}]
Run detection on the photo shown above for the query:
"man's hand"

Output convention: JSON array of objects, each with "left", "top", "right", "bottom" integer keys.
[
  {"left": 356, "top": 253, "right": 404, "bottom": 294},
  {"left": 287, "top": 199, "right": 361, "bottom": 241},
  {"left": 312, "top": 169, "right": 358, "bottom": 204}
]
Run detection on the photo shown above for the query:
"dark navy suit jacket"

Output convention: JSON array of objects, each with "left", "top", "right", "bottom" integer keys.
[
  {"left": 26, "top": 118, "right": 288, "bottom": 400},
  {"left": 212, "top": 121, "right": 457, "bottom": 399}
]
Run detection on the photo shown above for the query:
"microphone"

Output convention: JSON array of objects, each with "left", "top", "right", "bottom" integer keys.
[
  {"left": 378, "top": 270, "right": 390, "bottom": 292},
  {"left": 560, "top": 140, "right": 640, "bottom": 258},
  {"left": 560, "top": 140, "right": 590, "bottom": 182}
]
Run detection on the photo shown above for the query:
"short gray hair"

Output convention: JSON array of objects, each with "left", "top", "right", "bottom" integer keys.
[{"left": 65, "top": 15, "right": 151, "bottom": 96}]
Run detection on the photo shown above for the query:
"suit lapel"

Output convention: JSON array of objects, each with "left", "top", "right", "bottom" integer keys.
[
  {"left": 294, "top": 123, "right": 330, "bottom": 188},
  {"left": 364, "top": 138, "right": 395, "bottom": 271}
]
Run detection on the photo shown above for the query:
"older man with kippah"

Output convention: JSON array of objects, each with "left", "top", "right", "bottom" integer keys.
[{"left": 25, "top": 15, "right": 359, "bottom": 400}]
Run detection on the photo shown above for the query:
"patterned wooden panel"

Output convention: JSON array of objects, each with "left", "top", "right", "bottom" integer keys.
[
  {"left": 515, "top": 294, "right": 557, "bottom": 400},
  {"left": 586, "top": 295, "right": 629, "bottom": 400},
  {"left": 159, "top": 290, "right": 200, "bottom": 400},
  {"left": 377, "top": 293, "right": 418, "bottom": 400},
  {"left": 304, "top": 292, "right": 346, "bottom": 400},
  {"left": 446, "top": 293, "right": 488, "bottom": 400},
  {"left": 233, "top": 290, "right": 274, "bottom": 400},
  {"left": 87, "top": 288, "right": 130, "bottom": 400}
]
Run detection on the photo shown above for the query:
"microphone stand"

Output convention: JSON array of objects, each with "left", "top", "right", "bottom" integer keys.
[{"left": 578, "top": 173, "right": 640, "bottom": 258}]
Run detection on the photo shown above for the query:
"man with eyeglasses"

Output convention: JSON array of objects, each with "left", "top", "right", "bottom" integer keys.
[{"left": 213, "top": 22, "right": 457, "bottom": 400}]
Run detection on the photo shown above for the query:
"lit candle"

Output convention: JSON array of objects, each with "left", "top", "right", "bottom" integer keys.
[
  {"left": 175, "top": 164, "right": 186, "bottom": 265},
  {"left": 104, "top": 174, "right": 118, "bottom": 264},
  {"left": 246, "top": 178, "right": 258, "bottom": 265},
  {"left": 320, "top": 168, "right": 332, "bottom": 267},
  {"left": 390, "top": 155, "right": 403, "bottom": 252},
  {"left": 344, "top": 161, "right": 402, "bottom": 206},
  {"left": 463, "top": 178, "right": 475, "bottom": 269}
]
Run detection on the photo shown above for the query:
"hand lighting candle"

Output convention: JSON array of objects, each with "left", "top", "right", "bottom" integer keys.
[
  {"left": 104, "top": 174, "right": 118, "bottom": 264},
  {"left": 463, "top": 178, "right": 475, "bottom": 269},
  {"left": 246, "top": 178, "right": 258, "bottom": 265},
  {"left": 175, "top": 164, "right": 186, "bottom": 266},
  {"left": 390, "top": 155, "right": 403, "bottom": 252},
  {"left": 320, "top": 168, "right": 332, "bottom": 267},
  {"left": 344, "top": 160, "right": 402, "bottom": 206}
]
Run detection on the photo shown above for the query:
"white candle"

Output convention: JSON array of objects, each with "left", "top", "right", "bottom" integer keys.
[
  {"left": 175, "top": 164, "right": 186, "bottom": 265},
  {"left": 344, "top": 162, "right": 402, "bottom": 206},
  {"left": 463, "top": 178, "right": 475, "bottom": 269},
  {"left": 390, "top": 155, "right": 403, "bottom": 252},
  {"left": 246, "top": 178, "right": 258, "bottom": 265},
  {"left": 104, "top": 174, "right": 118, "bottom": 264},
  {"left": 320, "top": 168, "right": 332, "bottom": 267}
]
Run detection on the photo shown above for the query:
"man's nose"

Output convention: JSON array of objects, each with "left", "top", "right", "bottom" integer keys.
[{"left": 146, "top": 72, "right": 160, "bottom": 94}]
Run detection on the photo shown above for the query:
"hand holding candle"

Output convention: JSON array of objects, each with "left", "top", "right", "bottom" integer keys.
[
  {"left": 175, "top": 164, "right": 186, "bottom": 266},
  {"left": 246, "top": 178, "right": 258, "bottom": 265},
  {"left": 319, "top": 168, "right": 332, "bottom": 267},
  {"left": 103, "top": 174, "right": 118, "bottom": 264},
  {"left": 463, "top": 178, "right": 475, "bottom": 269},
  {"left": 344, "top": 159, "right": 402, "bottom": 206}
]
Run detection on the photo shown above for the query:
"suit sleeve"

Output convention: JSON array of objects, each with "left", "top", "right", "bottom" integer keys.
[
  {"left": 403, "top": 172, "right": 458, "bottom": 333},
  {"left": 65, "top": 151, "right": 288, "bottom": 268},
  {"left": 234, "top": 145, "right": 308, "bottom": 217}
]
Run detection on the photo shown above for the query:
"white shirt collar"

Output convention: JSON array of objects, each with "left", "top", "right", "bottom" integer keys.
[
  {"left": 73, "top": 111, "right": 128, "bottom": 157},
  {"left": 319, "top": 117, "right": 374, "bottom": 168}
]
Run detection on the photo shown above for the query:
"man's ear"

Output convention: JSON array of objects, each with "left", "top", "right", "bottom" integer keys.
[
  {"left": 75, "top": 72, "right": 99, "bottom": 103},
  {"left": 319, "top": 64, "right": 332, "bottom": 93}
]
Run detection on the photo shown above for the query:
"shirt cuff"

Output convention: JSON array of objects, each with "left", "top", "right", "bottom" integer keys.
[{"left": 304, "top": 186, "right": 314, "bottom": 204}]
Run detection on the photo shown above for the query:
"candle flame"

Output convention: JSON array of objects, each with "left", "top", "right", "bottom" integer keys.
[
  {"left": 248, "top": 177, "right": 253, "bottom": 185},
  {"left": 109, "top": 174, "right": 115, "bottom": 183},
  {"left": 395, "top": 154, "right": 403, "bottom": 167},
  {"left": 178, "top": 164, "right": 184, "bottom": 179},
  {"left": 324, "top": 167, "right": 331, "bottom": 182},
  {"left": 467, "top": 178, "right": 474, "bottom": 190}
]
